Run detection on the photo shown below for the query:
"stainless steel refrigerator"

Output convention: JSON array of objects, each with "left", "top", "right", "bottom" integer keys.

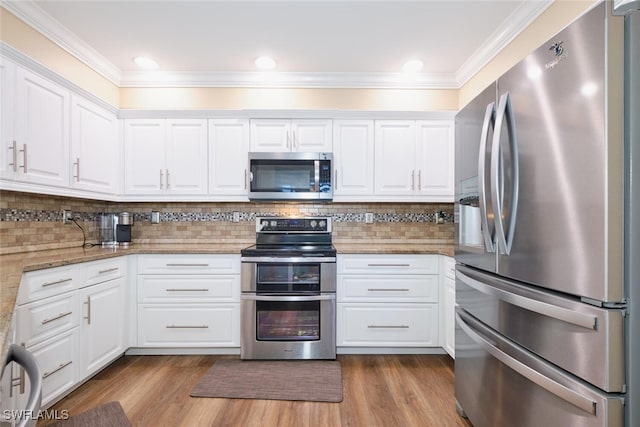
[{"left": 454, "top": 1, "right": 639, "bottom": 426}]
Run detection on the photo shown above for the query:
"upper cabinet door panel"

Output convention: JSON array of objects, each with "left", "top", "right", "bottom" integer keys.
[
  {"left": 333, "top": 120, "right": 374, "bottom": 196},
  {"left": 70, "top": 96, "right": 119, "bottom": 194},
  {"left": 0, "top": 58, "right": 15, "bottom": 181},
  {"left": 250, "top": 119, "right": 291, "bottom": 152},
  {"left": 165, "top": 119, "right": 208, "bottom": 195},
  {"left": 415, "top": 120, "right": 454, "bottom": 197},
  {"left": 209, "top": 119, "right": 250, "bottom": 196},
  {"left": 374, "top": 120, "right": 416, "bottom": 195},
  {"left": 14, "top": 67, "right": 70, "bottom": 187},
  {"left": 123, "top": 119, "right": 166, "bottom": 194},
  {"left": 291, "top": 119, "right": 332, "bottom": 152}
]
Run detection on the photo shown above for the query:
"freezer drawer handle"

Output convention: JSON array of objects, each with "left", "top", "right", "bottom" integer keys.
[
  {"left": 456, "top": 312, "right": 597, "bottom": 415},
  {"left": 457, "top": 270, "right": 597, "bottom": 330}
]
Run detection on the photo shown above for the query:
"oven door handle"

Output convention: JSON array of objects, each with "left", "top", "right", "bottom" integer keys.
[
  {"left": 241, "top": 257, "right": 336, "bottom": 263},
  {"left": 241, "top": 294, "right": 335, "bottom": 302}
]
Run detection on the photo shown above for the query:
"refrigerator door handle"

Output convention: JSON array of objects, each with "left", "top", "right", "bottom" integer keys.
[
  {"left": 478, "top": 102, "right": 496, "bottom": 253},
  {"left": 456, "top": 269, "right": 598, "bottom": 330},
  {"left": 456, "top": 311, "right": 597, "bottom": 416},
  {"left": 491, "top": 91, "right": 520, "bottom": 255}
]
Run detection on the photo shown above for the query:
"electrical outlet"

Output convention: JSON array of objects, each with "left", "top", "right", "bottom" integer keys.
[
  {"left": 365, "top": 213, "right": 374, "bottom": 223},
  {"left": 232, "top": 211, "right": 240, "bottom": 223},
  {"left": 62, "top": 210, "right": 73, "bottom": 224}
]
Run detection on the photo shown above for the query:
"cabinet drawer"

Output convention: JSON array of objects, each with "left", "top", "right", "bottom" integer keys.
[
  {"left": 337, "top": 275, "right": 438, "bottom": 302},
  {"left": 138, "top": 254, "right": 240, "bottom": 275},
  {"left": 26, "top": 328, "right": 79, "bottom": 407},
  {"left": 337, "top": 254, "right": 438, "bottom": 275},
  {"left": 336, "top": 303, "right": 438, "bottom": 347},
  {"left": 138, "top": 275, "right": 240, "bottom": 303},
  {"left": 17, "top": 292, "right": 81, "bottom": 347},
  {"left": 83, "top": 257, "right": 126, "bottom": 287},
  {"left": 17, "top": 265, "right": 81, "bottom": 304},
  {"left": 443, "top": 256, "right": 456, "bottom": 280},
  {"left": 137, "top": 304, "right": 240, "bottom": 347}
]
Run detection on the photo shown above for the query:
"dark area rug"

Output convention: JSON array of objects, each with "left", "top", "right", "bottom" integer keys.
[
  {"left": 48, "top": 401, "right": 131, "bottom": 427},
  {"left": 190, "top": 359, "right": 343, "bottom": 402}
]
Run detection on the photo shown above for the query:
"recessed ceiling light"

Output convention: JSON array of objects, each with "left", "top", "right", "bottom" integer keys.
[
  {"left": 255, "top": 56, "right": 277, "bottom": 70},
  {"left": 402, "top": 59, "right": 424, "bottom": 73},
  {"left": 133, "top": 56, "right": 159, "bottom": 70}
]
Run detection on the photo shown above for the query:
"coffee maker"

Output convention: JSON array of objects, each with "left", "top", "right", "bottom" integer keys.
[{"left": 99, "top": 212, "right": 133, "bottom": 247}]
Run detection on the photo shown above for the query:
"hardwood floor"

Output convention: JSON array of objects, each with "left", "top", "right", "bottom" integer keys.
[{"left": 41, "top": 354, "right": 472, "bottom": 427}]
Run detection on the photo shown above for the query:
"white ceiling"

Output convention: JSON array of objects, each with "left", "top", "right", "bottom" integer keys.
[{"left": 3, "top": 0, "right": 554, "bottom": 88}]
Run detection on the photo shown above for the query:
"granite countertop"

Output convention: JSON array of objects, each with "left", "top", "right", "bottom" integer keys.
[{"left": 0, "top": 241, "right": 453, "bottom": 365}]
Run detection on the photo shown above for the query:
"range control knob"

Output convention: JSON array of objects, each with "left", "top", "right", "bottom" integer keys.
[
  {"left": 310, "top": 220, "right": 317, "bottom": 228},
  {"left": 318, "top": 220, "right": 326, "bottom": 229},
  {"left": 270, "top": 220, "right": 278, "bottom": 228}
]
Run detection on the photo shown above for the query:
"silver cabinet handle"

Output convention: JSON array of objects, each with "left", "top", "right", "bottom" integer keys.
[
  {"left": 368, "top": 325, "right": 409, "bottom": 329},
  {"left": 165, "top": 288, "right": 209, "bottom": 292},
  {"left": 7, "top": 344, "right": 40, "bottom": 413},
  {"left": 244, "top": 169, "right": 247, "bottom": 189},
  {"left": 166, "top": 325, "right": 209, "bottom": 329},
  {"left": 165, "top": 263, "right": 210, "bottom": 267},
  {"left": 9, "top": 140, "right": 17, "bottom": 172},
  {"left": 286, "top": 130, "right": 290, "bottom": 149},
  {"left": 73, "top": 157, "right": 80, "bottom": 182},
  {"left": 41, "top": 311, "right": 73, "bottom": 325},
  {"left": 166, "top": 168, "right": 170, "bottom": 189},
  {"left": 335, "top": 169, "right": 338, "bottom": 189},
  {"left": 42, "top": 361, "right": 72, "bottom": 379},
  {"left": 292, "top": 130, "right": 296, "bottom": 148},
  {"left": 418, "top": 170, "right": 422, "bottom": 191},
  {"left": 457, "top": 269, "right": 597, "bottom": 330},
  {"left": 159, "top": 169, "right": 163, "bottom": 189},
  {"left": 411, "top": 170, "right": 415, "bottom": 190},
  {"left": 491, "top": 91, "right": 519, "bottom": 255},
  {"left": 19, "top": 144, "right": 27, "bottom": 173},
  {"left": 478, "top": 102, "right": 496, "bottom": 253},
  {"left": 41, "top": 278, "right": 73, "bottom": 288},
  {"left": 98, "top": 267, "right": 119, "bottom": 274},
  {"left": 84, "top": 296, "right": 91, "bottom": 325},
  {"left": 367, "top": 288, "right": 410, "bottom": 292},
  {"left": 456, "top": 311, "right": 596, "bottom": 415},
  {"left": 367, "top": 263, "right": 411, "bottom": 267}
]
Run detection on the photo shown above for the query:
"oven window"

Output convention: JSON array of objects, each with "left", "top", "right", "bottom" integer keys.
[
  {"left": 256, "top": 264, "right": 321, "bottom": 292},
  {"left": 256, "top": 300, "right": 320, "bottom": 341},
  {"left": 250, "top": 160, "right": 315, "bottom": 193}
]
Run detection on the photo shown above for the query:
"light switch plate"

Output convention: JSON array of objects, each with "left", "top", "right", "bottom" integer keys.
[
  {"left": 365, "top": 213, "right": 374, "bottom": 223},
  {"left": 150, "top": 211, "right": 160, "bottom": 224}
]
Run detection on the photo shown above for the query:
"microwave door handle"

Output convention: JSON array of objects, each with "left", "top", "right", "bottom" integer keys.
[
  {"left": 478, "top": 101, "right": 496, "bottom": 253},
  {"left": 314, "top": 160, "right": 320, "bottom": 192}
]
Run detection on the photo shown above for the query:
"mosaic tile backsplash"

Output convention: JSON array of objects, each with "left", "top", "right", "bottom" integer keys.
[{"left": 0, "top": 191, "right": 453, "bottom": 254}]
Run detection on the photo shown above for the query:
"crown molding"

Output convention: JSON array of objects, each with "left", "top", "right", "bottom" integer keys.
[{"left": 4, "top": 0, "right": 553, "bottom": 89}]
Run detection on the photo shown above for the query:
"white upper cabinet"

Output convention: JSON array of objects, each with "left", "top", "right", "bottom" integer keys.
[
  {"left": 70, "top": 95, "right": 119, "bottom": 194},
  {"left": 11, "top": 66, "right": 70, "bottom": 188},
  {"left": 208, "top": 119, "right": 250, "bottom": 197},
  {"left": 374, "top": 120, "right": 454, "bottom": 201},
  {"left": 250, "top": 119, "right": 332, "bottom": 152},
  {"left": 333, "top": 120, "right": 374, "bottom": 197},
  {"left": 0, "top": 58, "right": 15, "bottom": 181},
  {"left": 124, "top": 119, "right": 208, "bottom": 195}
]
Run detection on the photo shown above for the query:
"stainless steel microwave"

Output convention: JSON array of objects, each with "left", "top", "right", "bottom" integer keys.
[{"left": 248, "top": 152, "right": 333, "bottom": 201}]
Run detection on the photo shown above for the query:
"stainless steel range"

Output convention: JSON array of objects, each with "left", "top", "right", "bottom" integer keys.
[{"left": 240, "top": 217, "right": 337, "bottom": 360}]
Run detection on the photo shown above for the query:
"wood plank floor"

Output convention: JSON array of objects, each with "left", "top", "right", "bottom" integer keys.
[{"left": 40, "top": 354, "right": 472, "bottom": 427}]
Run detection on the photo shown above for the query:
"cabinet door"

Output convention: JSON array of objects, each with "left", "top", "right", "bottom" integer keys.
[
  {"left": 80, "top": 278, "right": 125, "bottom": 378},
  {"left": 443, "top": 275, "right": 455, "bottom": 358},
  {"left": 209, "top": 119, "right": 250, "bottom": 196},
  {"left": 14, "top": 67, "right": 69, "bottom": 188},
  {"left": 374, "top": 121, "right": 416, "bottom": 195},
  {"left": 333, "top": 120, "right": 374, "bottom": 197},
  {"left": 250, "top": 119, "right": 291, "bottom": 152},
  {"left": 291, "top": 119, "right": 332, "bottom": 152},
  {"left": 123, "top": 119, "right": 166, "bottom": 194},
  {"left": 165, "top": 119, "right": 208, "bottom": 194},
  {"left": 415, "top": 120, "right": 454, "bottom": 199},
  {"left": 0, "top": 58, "right": 15, "bottom": 181},
  {"left": 70, "top": 96, "right": 119, "bottom": 194}
]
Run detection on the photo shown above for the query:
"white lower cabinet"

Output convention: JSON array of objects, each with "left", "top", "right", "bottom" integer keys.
[
  {"left": 136, "top": 254, "right": 241, "bottom": 348},
  {"left": 337, "top": 254, "right": 440, "bottom": 349},
  {"left": 441, "top": 256, "right": 456, "bottom": 358}
]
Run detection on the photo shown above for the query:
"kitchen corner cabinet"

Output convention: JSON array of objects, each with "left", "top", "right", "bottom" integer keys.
[
  {"left": 70, "top": 95, "right": 119, "bottom": 194},
  {"left": 250, "top": 119, "right": 332, "bottom": 152},
  {"left": 124, "top": 119, "right": 208, "bottom": 195},
  {"left": 208, "top": 119, "right": 250, "bottom": 197},
  {"left": 374, "top": 120, "right": 454, "bottom": 200},
  {"left": 136, "top": 254, "right": 241, "bottom": 348},
  {"left": 1, "top": 64, "right": 70, "bottom": 188},
  {"left": 332, "top": 120, "right": 375, "bottom": 197},
  {"left": 441, "top": 256, "right": 456, "bottom": 358},
  {"left": 336, "top": 254, "right": 440, "bottom": 348}
]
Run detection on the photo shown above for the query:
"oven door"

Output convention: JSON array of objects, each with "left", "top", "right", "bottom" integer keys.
[{"left": 240, "top": 294, "right": 336, "bottom": 359}]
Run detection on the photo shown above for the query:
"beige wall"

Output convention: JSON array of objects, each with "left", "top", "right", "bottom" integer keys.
[{"left": 459, "top": 0, "right": 597, "bottom": 108}]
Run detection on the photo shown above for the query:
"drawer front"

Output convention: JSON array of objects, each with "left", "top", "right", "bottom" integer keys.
[
  {"left": 443, "top": 256, "right": 456, "bottom": 280},
  {"left": 18, "top": 265, "right": 81, "bottom": 304},
  {"left": 337, "top": 303, "right": 438, "bottom": 347},
  {"left": 337, "top": 275, "right": 438, "bottom": 302},
  {"left": 138, "top": 254, "right": 240, "bottom": 275},
  {"left": 138, "top": 275, "right": 240, "bottom": 303},
  {"left": 84, "top": 257, "right": 126, "bottom": 287},
  {"left": 17, "top": 292, "right": 81, "bottom": 347},
  {"left": 26, "top": 328, "right": 79, "bottom": 407},
  {"left": 337, "top": 254, "right": 438, "bottom": 275},
  {"left": 137, "top": 304, "right": 240, "bottom": 347}
]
